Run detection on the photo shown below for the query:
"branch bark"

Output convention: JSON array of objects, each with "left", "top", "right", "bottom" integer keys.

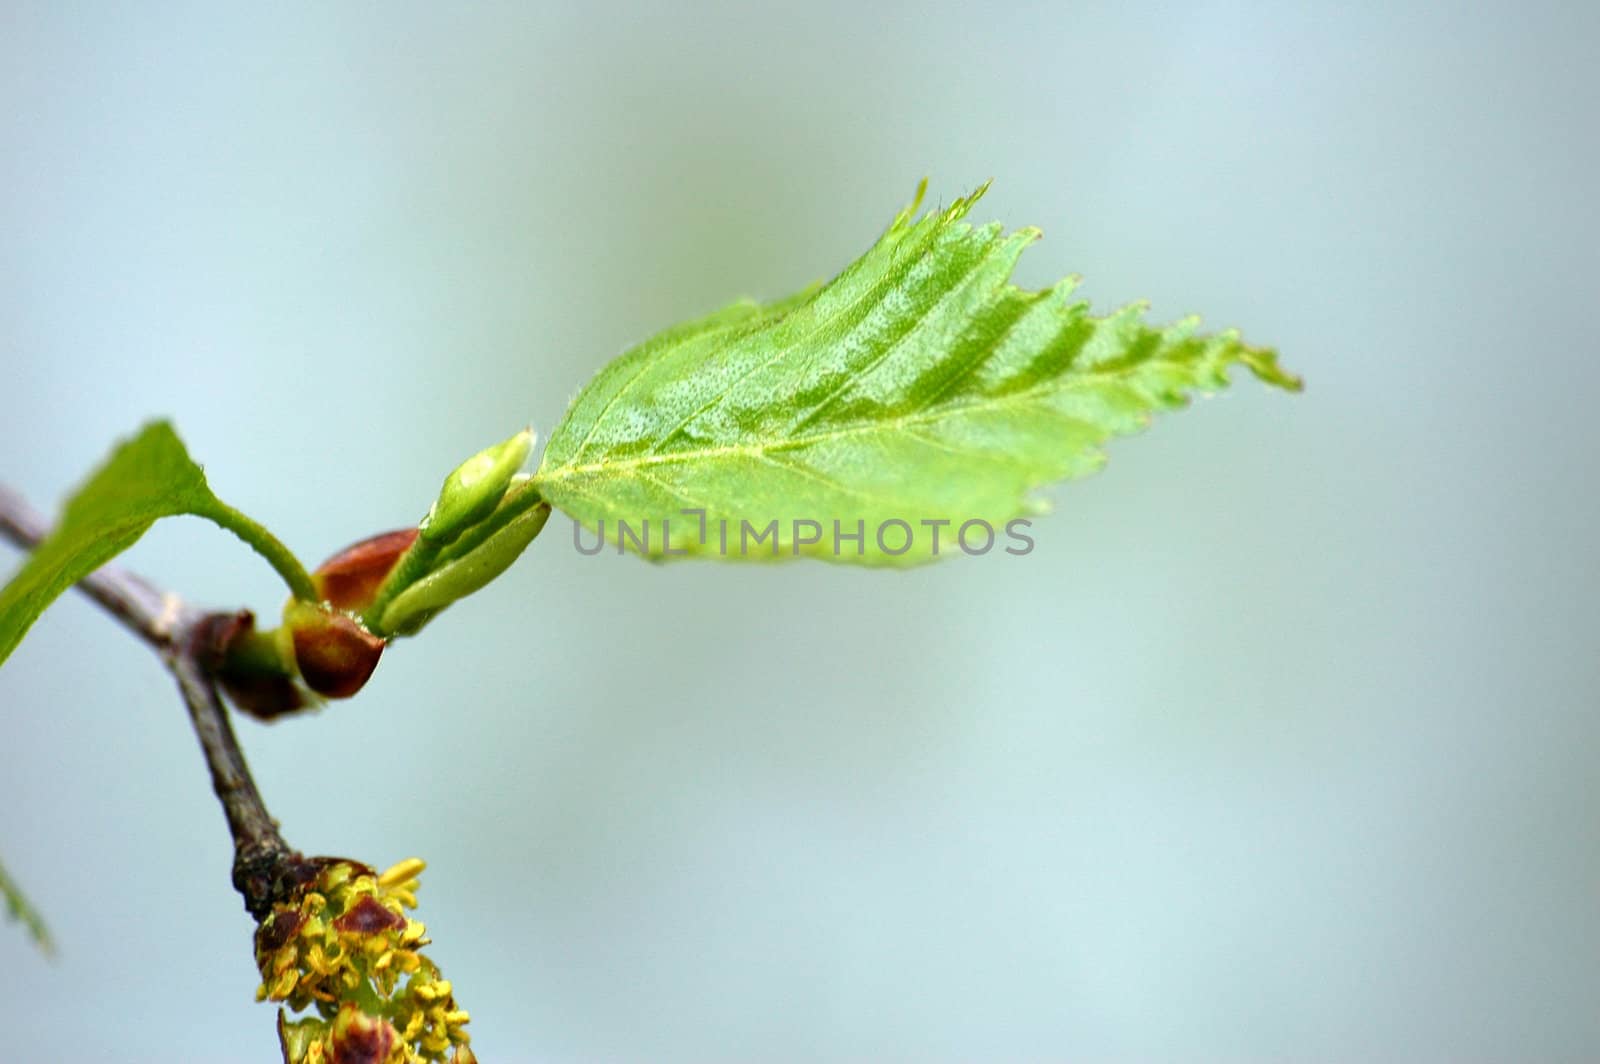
[{"left": 0, "top": 482, "right": 309, "bottom": 918}]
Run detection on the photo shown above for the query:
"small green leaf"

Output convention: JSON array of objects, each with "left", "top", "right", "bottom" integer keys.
[
  {"left": 419, "top": 428, "right": 535, "bottom": 546},
  {"left": 1, "top": 854, "right": 53, "bottom": 955},
  {"left": 534, "top": 182, "right": 1300, "bottom": 564},
  {"left": 359, "top": 431, "right": 546, "bottom": 636},
  {"left": 0, "top": 421, "right": 315, "bottom": 667},
  {"left": 379, "top": 480, "right": 551, "bottom": 636}
]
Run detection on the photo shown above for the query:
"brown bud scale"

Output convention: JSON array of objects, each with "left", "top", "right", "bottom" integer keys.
[
  {"left": 313, "top": 528, "right": 420, "bottom": 610},
  {"left": 288, "top": 605, "right": 386, "bottom": 699}
]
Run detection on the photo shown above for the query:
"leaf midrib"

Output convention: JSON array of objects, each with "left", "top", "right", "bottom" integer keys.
[{"left": 537, "top": 355, "right": 1181, "bottom": 484}]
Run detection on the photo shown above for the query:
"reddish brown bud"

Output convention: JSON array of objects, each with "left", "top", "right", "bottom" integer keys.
[
  {"left": 208, "top": 610, "right": 307, "bottom": 720},
  {"left": 313, "top": 528, "right": 420, "bottom": 610},
  {"left": 286, "top": 602, "right": 386, "bottom": 699},
  {"left": 220, "top": 669, "right": 307, "bottom": 720}
]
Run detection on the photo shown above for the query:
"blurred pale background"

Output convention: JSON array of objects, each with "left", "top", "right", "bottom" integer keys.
[{"left": 2, "top": 2, "right": 1596, "bottom": 1061}]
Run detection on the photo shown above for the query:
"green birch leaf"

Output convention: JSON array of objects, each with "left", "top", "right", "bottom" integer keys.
[
  {"left": 1, "top": 854, "right": 53, "bottom": 954},
  {"left": 534, "top": 182, "right": 1301, "bottom": 564},
  {"left": 0, "top": 421, "right": 315, "bottom": 667}
]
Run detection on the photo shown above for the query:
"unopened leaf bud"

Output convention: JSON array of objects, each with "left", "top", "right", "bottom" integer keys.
[
  {"left": 313, "top": 528, "right": 420, "bottom": 610},
  {"left": 283, "top": 600, "right": 385, "bottom": 699},
  {"left": 208, "top": 610, "right": 307, "bottom": 720},
  {"left": 380, "top": 489, "right": 550, "bottom": 637},
  {"left": 420, "top": 429, "right": 534, "bottom": 546}
]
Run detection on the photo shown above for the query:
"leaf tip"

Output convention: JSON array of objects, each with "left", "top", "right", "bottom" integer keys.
[
  {"left": 1240, "top": 345, "right": 1303, "bottom": 393},
  {"left": 1044, "top": 274, "right": 1083, "bottom": 302},
  {"left": 944, "top": 179, "right": 993, "bottom": 224},
  {"left": 892, "top": 179, "right": 995, "bottom": 233},
  {"left": 1, "top": 858, "right": 55, "bottom": 957},
  {"left": 892, "top": 178, "right": 931, "bottom": 231}
]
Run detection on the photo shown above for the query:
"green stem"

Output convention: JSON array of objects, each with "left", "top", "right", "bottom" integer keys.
[
  {"left": 196, "top": 500, "right": 318, "bottom": 602},
  {"left": 359, "top": 535, "right": 441, "bottom": 632},
  {"left": 223, "top": 621, "right": 294, "bottom": 677}
]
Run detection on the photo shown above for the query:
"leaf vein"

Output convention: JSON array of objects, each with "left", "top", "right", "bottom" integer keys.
[
  {"left": 785, "top": 235, "right": 1010, "bottom": 436},
  {"left": 643, "top": 222, "right": 946, "bottom": 458}
]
